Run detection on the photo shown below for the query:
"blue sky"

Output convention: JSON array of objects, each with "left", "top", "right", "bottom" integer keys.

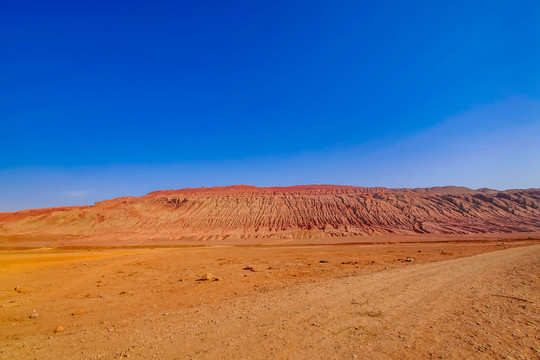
[{"left": 1, "top": 1, "right": 539, "bottom": 211}]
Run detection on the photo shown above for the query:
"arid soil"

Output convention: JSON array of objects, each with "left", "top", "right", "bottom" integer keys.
[
  {"left": 1, "top": 185, "right": 540, "bottom": 242},
  {"left": 1, "top": 237, "right": 539, "bottom": 359}
]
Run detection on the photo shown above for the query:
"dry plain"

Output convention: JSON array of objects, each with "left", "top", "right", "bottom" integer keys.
[{"left": 1, "top": 234, "right": 539, "bottom": 359}]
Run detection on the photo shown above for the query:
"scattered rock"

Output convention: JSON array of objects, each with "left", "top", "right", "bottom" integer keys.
[
  {"left": 405, "top": 257, "right": 415, "bottom": 262},
  {"left": 54, "top": 325, "right": 64, "bottom": 333},
  {"left": 201, "top": 273, "right": 215, "bottom": 281},
  {"left": 198, "top": 273, "right": 219, "bottom": 281},
  {"left": 243, "top": 265, "right": 256, "bottom": 272},
  {"left": 29, "top": 313, "right": 39, "bottom": 319}
]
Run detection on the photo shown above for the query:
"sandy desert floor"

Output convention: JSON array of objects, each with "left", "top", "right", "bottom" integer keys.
[{"left": 1, "top": 236, "right": 539, "bottom": 359}]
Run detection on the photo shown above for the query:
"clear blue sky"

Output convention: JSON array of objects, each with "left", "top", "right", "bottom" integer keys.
[{"left": 1, "top": 1, "right": 539, "bottom": 211}]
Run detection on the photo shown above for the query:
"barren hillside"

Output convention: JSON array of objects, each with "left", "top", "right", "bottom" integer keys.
[{"left": 1, "top": 185, "right": 539, "bottom": 241}]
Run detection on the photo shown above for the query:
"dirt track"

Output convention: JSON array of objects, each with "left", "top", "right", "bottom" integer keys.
[{"left": 1, "top": 242, "right": 539, "bottom": 359}]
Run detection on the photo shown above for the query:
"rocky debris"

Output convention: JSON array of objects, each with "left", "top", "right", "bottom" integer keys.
[
  {"left": 29, "top": 312, "right": 39, "bottom": 319},
  {"left": 54, "top": 325, "right": 64, "bottom": 333},
  {"left": 319, "top": 260, "right": 329, "bottom": 263},
  {"left": 198, "top": 273, "right": 220, "bottom": 281},
  {"left": 406, "top": 257, "right": 415, "bottom": 262},
  {"left": 243, "top": 265, "right": 256, "bottom": 272},
  {"left": 342, "top": 261, "right": 359, "bottom": 265},
  {"left": 14, "top": 286, "right": 27, "bottom": 293}
]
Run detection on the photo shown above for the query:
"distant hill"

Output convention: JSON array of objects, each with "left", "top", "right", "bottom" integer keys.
[{"left": 1, "top": 185, "right": 539, "bottom": 241}]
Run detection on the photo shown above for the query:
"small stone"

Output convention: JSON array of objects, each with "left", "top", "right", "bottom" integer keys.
[
  {"left": 243, "top": 265, "right": 256, "bottom": 272},
  {"left": 54, "top": 325, "right": 64, "bottom": 333},
  {"left": 405, "top": 257, "right": 415, "bottom": 262},
  {"left": 14, "top": 286, "right": 26, "bottom": 293},
  {"left": 198, "top": 273, "right": 216, "bottom": 281},
  {"left": 319, "top": 260, "right": 329, "bottom": 263},
  {"left": 29, "top": 313, "right": 39, "bottom": 319},
  {"left": 71, "top": 310, "right": 83, "bottom": 316}
]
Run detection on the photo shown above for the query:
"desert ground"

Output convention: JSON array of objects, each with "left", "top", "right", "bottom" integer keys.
[{"left": 1, "top": 234, "right": 539, "bottom": 359}]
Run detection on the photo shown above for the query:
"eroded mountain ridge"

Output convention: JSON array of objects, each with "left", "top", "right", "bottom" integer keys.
[{"left": 1, "top": 185, "right": 539, "bottom": 241}]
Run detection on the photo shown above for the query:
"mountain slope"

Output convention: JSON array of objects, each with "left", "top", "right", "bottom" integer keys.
[{"left": 1, "top": 185, "right": 540, "bottom": 241}]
